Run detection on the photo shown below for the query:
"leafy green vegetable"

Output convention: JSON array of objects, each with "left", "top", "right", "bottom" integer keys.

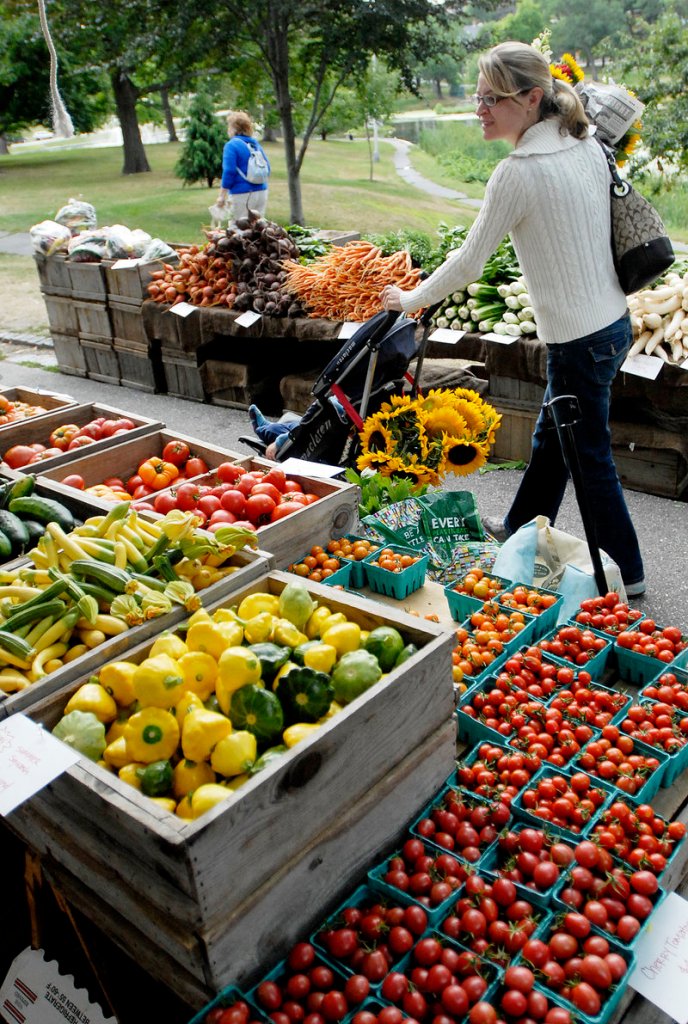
[{"left": 344, "top": 469, "right": 429, "bottom": 517}]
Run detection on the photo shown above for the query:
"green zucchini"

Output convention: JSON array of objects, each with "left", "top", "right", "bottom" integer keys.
[
  {"left": 0, "top": 531, "right": 12, "bottom": 560},
  {"left": 0, "top": 629, "right": 34, "bottom": 661},
  {"left": 0, "top": 510, "right": 30, "bottom": 555},
  {"left": 8, "top": 496, "right": 75, "bottom": 532},
  {"left": 2, "top": 598, "right": 67, "bottom": 633},
  {"left": 6, "top": 475, "right": 36, "bottom": 505}
]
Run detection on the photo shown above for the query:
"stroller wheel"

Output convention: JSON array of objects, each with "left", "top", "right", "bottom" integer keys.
[{"left": 238, "top": 435, "right": 268, "bottom": 456}]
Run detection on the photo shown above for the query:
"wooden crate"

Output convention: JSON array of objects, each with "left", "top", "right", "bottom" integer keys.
[
  {"left": 0, "top": 547, "right": 270, "bottom": 720},
  {"left": 109, "top": 298, "right": 148, "bottom": 346},
  {"left": 0, "top": 387, "right": 77, "bottom": 425},
  {"left": 80, "top": 338, "right": 120, "bottom": 384},
  {"left": 143, "top": 300, "right": 204, "bottom": 355},
  {"left": 8, "top": 572, "right": 455, "bottom": 997},
  {"left": 113, "top": 338, "right": 165, "bottom": 393},
  {"left": 34, "top": 254, "right": 72, "bottom": 295},
  {"left": 490, "top": 398, "right": 538, "bottom": 463},
  {"left": 489, "top": 374, "right": 546, "bottom": 405},
  {"left": 0, "top": 402, "right": 163, "bottom": 474},
  {"left": 203, "top": 359, "right": 283, "bottom": 412},
  {"left": 73, "top": 298, "right": 113, "bottom": 341},
  {"left": 143, "top": 454, "right": 359, "bottom": 570},
  {"left": 67, "top": 260, "right": 110, "bottom": 301},
  {"left": 105, "top": 261, "right": 162, "bottom": 303},
  {"left": 161, "top": 353, "right": 206, "bottom": 402},
  {"left": 36, "top": 716, "right": 456, "bottom": 1008},
  {"left": 37, "top": 428, "right": 244, "bottom": 489},
  {"left": 42, "top": 294, "right": 79, "bottom": 337},
  {"left": 51, "top": 332, "right": 89, "bottom": 376}
]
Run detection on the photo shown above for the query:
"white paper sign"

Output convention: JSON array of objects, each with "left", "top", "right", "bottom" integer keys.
[
  {"left": 629, "top": 892, "right": 688, "bottom": 1022},
  {"left": 621, "top": 353, "right": 664, "bottom": 379},
  {"left": 110, "top": 257, "right": 141, "bottom": 270},
  {"left": 0, "top": 947, "right": 116, "bottom": 1024},
  {"left": 169, "top": 302, "right": 197, "bottom": 318},
  {"left": 482, "top": 332, "right": 519, "bottom": 345},
  {"left": 234, "top": 310, "right": 262, "bottom": 328},
  {"left": 429, "top": 328, "right": 465, "bottom": 343},
  {"left": 279, "top": 457, "right": 344, "bottom": 479},
  {"left": 0, "top": 715, "right": 80, "bottom": 816},
  {"left": 338, "top": 322, "right": 366, "bottom": 339},
  {"left": 680, "top": 357, "right": 688, "bottom": 372}
]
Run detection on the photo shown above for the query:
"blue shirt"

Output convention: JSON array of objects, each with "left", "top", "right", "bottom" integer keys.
[{"left": 221, "top": 134, "right": 270, "bottom": 194}]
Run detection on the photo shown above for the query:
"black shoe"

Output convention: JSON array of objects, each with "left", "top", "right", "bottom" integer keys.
[{"left": 481, "top": 516, "right": 509, "bottom": 542}]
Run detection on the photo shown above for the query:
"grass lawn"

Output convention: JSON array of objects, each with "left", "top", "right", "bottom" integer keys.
[{"left": 0, "top": 138, "right": 476, "bottom": 242}]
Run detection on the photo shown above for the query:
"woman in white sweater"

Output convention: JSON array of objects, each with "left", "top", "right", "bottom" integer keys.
[{"left": 381, "top": 41, "right": 644, "bottom": 596}]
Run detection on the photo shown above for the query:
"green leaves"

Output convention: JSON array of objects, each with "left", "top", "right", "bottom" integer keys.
[{"left": 344, "top": 468, "right": 429, "bottom": 517}]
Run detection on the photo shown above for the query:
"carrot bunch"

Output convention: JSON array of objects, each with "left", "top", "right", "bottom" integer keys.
[{"left": 283, "top": 241, "right": 422, "bottom": 320}]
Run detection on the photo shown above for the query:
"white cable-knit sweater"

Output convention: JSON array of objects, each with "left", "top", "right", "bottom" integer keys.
[{"left": 400, "top": 119, "right": 627, "bottom": 344}]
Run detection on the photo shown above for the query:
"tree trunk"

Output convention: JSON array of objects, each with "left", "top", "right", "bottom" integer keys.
[
  {"left": 584, "top": 49, "right": 598, "bottom": 80},
  {"left": 266, "top": 11, "right": 304, "bottom": 224},
  {"left": 111, "top": 70, "right": 151, "bottom": 174},
  {"left": 160, "top": 86, "right": 178, "bottom": 143},
  {"left": 434, "top": 78, "right": 443, "bottom": 99},
  {"left": 0, "top": 135, "right": 9, "bottom": 155}
]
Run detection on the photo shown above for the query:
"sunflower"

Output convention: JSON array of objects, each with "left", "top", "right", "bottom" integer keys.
[
  {"left": 387, "top": 393, "right": 415, "bottom": 411},
  {"left": 416, "top": 388, "right": 455, "bottom": 413},
  {"left": 423, "top": 406, "right": 468, "bottom": 440},
  {"left": 450, "top": 398, "right": 485, "bottom": 435},
  {"left": 450, "top": 387, "right": 485, "bottom": 406},
  {"left": 359, "top": 414, "right": 394, "bottom": 455},
  {"left": 443, "top": 440, "right": 488, "bottom": 476}
]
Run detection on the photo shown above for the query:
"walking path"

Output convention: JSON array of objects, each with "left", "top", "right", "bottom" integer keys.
[{"left": 387, "top": 138, "right": 484, "bottom": 207}]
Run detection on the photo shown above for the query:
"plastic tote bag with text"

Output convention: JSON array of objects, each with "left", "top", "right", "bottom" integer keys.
[{"left": 491, "top": 515, "right": 626, "bottom": 624}]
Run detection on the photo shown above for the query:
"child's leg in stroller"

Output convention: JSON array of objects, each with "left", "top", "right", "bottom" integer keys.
[{"left": 249, "top": 405, "right": 299, "bottom": 443}]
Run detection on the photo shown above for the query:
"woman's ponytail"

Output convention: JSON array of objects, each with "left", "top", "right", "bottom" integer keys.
[{"left": 551, "top": 79, "right": 589, "bottom": 139}]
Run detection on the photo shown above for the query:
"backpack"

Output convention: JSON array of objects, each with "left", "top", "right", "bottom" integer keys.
[{"left": 237, "top": 140, "right": 270, "bottom": 186}]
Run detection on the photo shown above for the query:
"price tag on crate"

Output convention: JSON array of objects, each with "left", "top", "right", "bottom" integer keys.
[
  {"left": 621, "top": 353, "right": 664, "bottom": 379},
  {"left": 0, "top": 947, "right": 117, "bottom": 1024},
  {"left": 280, "top": 457, "right": 344, "bottom": 479},
  {"left": 482, "top": 332, "right": 520, "bottom": 345},
  {"left": 429, "top": 328, "right": 465, "bottom": 343},
  {"left": 338, "top": 322, "right": 366, "bottom": 339},
  {"left": 0, "top": 714, "right": 79, "bottom": 816},
  {"left": 235, "top": 310, "right": 263, "bottom": 328},
  {"left": 110, "top": 257, "right": 141, "bottom": 270},
  {"left": 168, "top": 301, "right": 197, "bottom": 318},
  {"left": 628, "top": 891, "right": 688, "bottom": 1021}
]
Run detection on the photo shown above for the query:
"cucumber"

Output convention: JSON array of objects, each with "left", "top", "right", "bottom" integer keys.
[
  {"left": 8, "top": 496, "right": 75, "bottom": 532},
  {"left": 0, "top": 530, "right": 12, "bottom": 559},
  {"left": 5, "top": 474, "right": 36, "bottom": 505},
  {"left": 0, "top": 510, "right": 30, "bottom": 555},
  {"left": 22, "top": 520, "right": 48, "bottom": 546}
]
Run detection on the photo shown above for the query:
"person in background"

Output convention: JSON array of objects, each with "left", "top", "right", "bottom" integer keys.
[
  {"left": 215, "top": 110, "right": 270, "bottom": 222},
  {"left": 380, "top": 41, "right": 645, "bottom": 597}
]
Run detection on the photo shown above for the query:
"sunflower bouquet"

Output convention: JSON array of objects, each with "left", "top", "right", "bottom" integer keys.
[{"left": 357, "top": 388, "right": 501, "bottom": 488}]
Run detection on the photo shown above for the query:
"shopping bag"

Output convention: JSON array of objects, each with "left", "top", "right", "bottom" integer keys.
[{"left": 491, "top": 515, "right": 626, "bottom": 623}]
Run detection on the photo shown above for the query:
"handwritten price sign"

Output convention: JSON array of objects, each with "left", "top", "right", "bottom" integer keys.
[
  {"left": 0, "top": 715, "right": 79, "bottom": 816},
  {"left": 630, "top": 891, "right": 688, "bottom": 1021}
]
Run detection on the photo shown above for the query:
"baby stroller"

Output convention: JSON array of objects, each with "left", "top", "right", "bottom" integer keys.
[{"left": 239, "top": 307, "right": 436, "bottom": 468}]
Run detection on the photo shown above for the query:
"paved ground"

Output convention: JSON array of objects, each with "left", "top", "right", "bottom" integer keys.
[{"left": 0, "top": 355, "right": 685, "bottom": 629}]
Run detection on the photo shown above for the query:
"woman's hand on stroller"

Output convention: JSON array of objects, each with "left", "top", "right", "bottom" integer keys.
[{"left": 381, "top": 285, "right": 403, "bottom": 311}]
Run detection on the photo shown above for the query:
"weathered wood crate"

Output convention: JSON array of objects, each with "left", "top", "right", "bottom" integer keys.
[
  {"left": 0, "top": 402, "right": 163, "bottom": 474},
  {"left": 80, "top": 338, "right": 121, "bottom": 385},
  {"left": 51, "top": 333, "right": 89, "bottom": 376},
  {"left": 490, "top": 398, "right": 538, "bottom": 463},
  {"left": 67, "top": 260, "right": 111, "bottom": 301},
  {"left": 42, "top": 294, "right": 79, "bottom": 337},
  {"left": 7, "top": 571, "right": 456, "bottom": 1002},
  {"left": 33, "top": 254, "right": 72, "bottom": 296},
  {"left": 37, "top": 428, "right": 244, "bottom": 490},
  {"left": 105, "top": 260, "right": 166, "bottom": 304},
  {"left": 203, "top": 359, "right": 283, "bottom": 412},
  {"left": 0, "top": 547, "right": 270, "bottom": 720},
  {"left": 143, "top": 300, "right": 204, "bottom": 355},
  {"left": 0, "top": 387, "right": 77, "bottom": 426},
  {"left": 73, "top": 298, "right": 113, "bottom": 342},
  {"left": 109, "top": 298, "right": 148, "bottom": 346},
  {"left": 113, "top": 338, "right": 165, "bottom": 393},
  {"left": 161, "top": 352, "right": 207, "bottom": 402}
]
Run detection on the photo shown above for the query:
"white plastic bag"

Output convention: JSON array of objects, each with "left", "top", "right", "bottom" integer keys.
[
  {"left": 54, "top": 198, "right": 97, "bottom": 234},
  {"left": 29, "top": 220, "right": 72, "bottom": 256},
  {"left": 492, "top": 515, "right": 626, "bottom": 623},
  {"left": 209, "top": 203, "right": 230, "bottom": 228}
]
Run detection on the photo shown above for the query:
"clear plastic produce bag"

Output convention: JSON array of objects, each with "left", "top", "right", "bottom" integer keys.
[
  {"left": 29, "top": 220, "right": 72, "bottom": 256},
  {"left": 54, "top": 198, "right": 97, "bottom": 234}
]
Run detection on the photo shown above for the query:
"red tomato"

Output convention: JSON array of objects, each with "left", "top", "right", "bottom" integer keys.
[
  {"left": 209, "top": 510, "right": 239, "bottom": 526},
  {"left": 30, "top": 447, "right": 65, "bottom": 462},
  {"left": 67, "top": 435, "right": 97, "bottom": 450},
  {"left": 262, "top": 467, "right": 287, "bottom": 491},
  {"left": 197, "top": 495, "right": 222, "bottom": 517},
  {"left": 221, "top": 489, "right": 247, "bottom": 516},
  {"left": 284, "top": 480, "right": 304, "bottom": 493},
  {"left": 100, "top": 417, "right": 135, "bottom": 437},
  {"left": 61, "top": 474, "right": 85, "bottom": 489},
  {"left": 246, "top": 493, "right": 277, "bottom": 525},
  {"left": 162, "top": 439, "right": 191, "bottom": 466},
  {"left": 272, "top": 503, "right": 300, "bottom": 521},
  {"left": 251, "top": 482, "right": 283, "bottom": 504},
  {"left": 216, "top": 462, "right": 246, "bottom": 484},
  {"left": 175, "top": 482, "right": 202, "bottom": 511},
  {"left": 185, "top": 456, "right": 209, "bottom": 477},
  {"left": 153, "top": 491, "right": 179, "bottom": 514}
]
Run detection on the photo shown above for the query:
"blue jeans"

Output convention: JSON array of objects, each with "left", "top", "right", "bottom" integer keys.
[{"left": 505, "top": 314, "right": 644, "bottom": 586}]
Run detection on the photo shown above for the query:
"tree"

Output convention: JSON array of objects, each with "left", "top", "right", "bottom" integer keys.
[
  {"left": 0, "top": 2, "right": 108, "bottom": 153},
  {"left": 615, "top": 3, "right": 688, "bottom": 175},
  {"left": 204, "top": 0, "right": 474, "bottom": 224},
  {"left": 52, "top": 0, "right": 210, "bottom": 173},
  {"left": 356, "top": 59, "right": 400, "bottom": 180},
  {"left": 174, "top": 92, "right": 226, "bottom": 188},
  {"left": 494, "top": 0, "right": 548, "bottom": 45},
  {"left": 547, "top": 0, "right": 626, "bottom": 76}
]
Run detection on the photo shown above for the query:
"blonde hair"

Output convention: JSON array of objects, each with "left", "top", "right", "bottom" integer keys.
[
  {"left": 227, "top": 110, "right": 254, "bottom": 136},
  {"left": 478, "top": 42, "right": 588, "bottom": 140}
]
